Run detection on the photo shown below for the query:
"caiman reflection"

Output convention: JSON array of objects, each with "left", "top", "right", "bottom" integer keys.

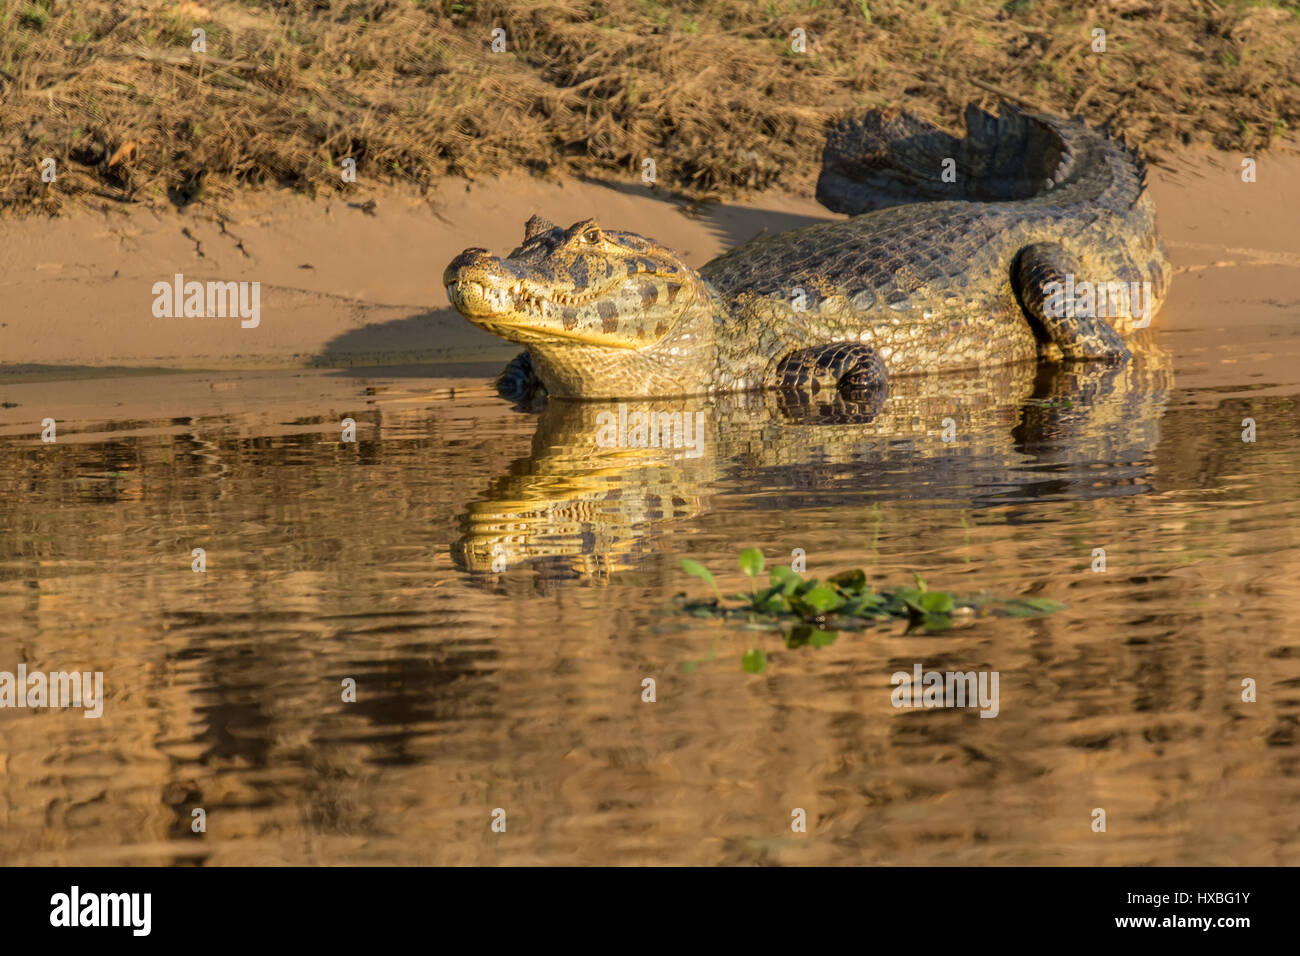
[{"left": 452, "top": 337, "right": 1172, "bottom": 579}]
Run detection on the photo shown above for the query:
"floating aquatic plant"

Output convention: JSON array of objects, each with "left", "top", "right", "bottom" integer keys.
[{"left": 676, "top": 548, "right": 1065, "bottom": 637}]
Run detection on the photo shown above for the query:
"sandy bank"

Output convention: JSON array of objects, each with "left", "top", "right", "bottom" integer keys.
[{"left": 0, "top": 175, "right": 832, "bottom": 374}]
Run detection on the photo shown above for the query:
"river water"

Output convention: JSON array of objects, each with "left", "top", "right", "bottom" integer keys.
[{"left": 1, "top": 307, "right": 1298, "bottom": 865}]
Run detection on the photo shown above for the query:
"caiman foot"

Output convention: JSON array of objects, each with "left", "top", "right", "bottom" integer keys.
[
  {"left": 773, "top": 342, "right": 888, "bottom": 398},
  {"left": 495, "top": 351, "right": 548, "bottom": 409},
  {"left": 771, "top": 343, "right": 887, "bottom": 424},
  {"left": 1014, "top": 242, "right": 1131, "bottom": 361}
]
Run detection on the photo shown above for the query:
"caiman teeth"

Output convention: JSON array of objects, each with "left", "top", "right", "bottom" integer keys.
[
  {"left": 515, "top": 288, "right": 589, "bottom": 308},
  {"left": 453, "top": 277, "right": 607, "bottom": 312}
]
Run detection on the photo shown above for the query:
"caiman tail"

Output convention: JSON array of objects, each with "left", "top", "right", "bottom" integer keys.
[{"left": 816, "top": 101, "right": 1152, "bottom": 217}]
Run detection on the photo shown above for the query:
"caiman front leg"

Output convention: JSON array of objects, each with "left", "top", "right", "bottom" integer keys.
[
  {"left": 1014, "top": 242, "right": 1130, "bottom": 361},
  {"left": 769, "top": 342, "right": 888, "bottom": 423},
  {"left": 772, "top": 342, "right": 888, "bottom": 397},
  {"left": 495, "top": 351, "right": 548, "bottom": 408}
]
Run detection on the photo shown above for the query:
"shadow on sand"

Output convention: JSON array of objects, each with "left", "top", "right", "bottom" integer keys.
[{"left": 312, "top": 308, "right": 517, "bottom": 374}]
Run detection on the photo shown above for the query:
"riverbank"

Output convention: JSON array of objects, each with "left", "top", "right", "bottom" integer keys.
[{"left": 3, "top": 0, "right": 1298, "bottom": 214}]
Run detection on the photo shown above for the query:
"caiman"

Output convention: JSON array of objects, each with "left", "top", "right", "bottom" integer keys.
[{"left": 444, "top": 103, "right": 1171, "bottom": 401}]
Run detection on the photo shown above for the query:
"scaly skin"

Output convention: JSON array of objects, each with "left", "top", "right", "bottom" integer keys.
[{"left": 444, "top": 103, "right": 1171, "bottom": 400}]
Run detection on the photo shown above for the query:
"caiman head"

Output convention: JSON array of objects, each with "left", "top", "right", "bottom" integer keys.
[{"left": 444, "top": 216, "right": 717, "bottom": 398}]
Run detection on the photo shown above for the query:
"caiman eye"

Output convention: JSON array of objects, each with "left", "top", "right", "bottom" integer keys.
[{"left": 579, "top": 228, "right": 601, "bottom": 244}]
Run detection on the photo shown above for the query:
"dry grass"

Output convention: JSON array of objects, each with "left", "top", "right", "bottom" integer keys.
[{"left": 1, "top": 0, "right": 1298, "bottom": 214}]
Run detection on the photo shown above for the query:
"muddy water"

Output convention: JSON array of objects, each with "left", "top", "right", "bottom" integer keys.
[{"left": 1, "top": 315, "right": 1297, "bottom": 866}]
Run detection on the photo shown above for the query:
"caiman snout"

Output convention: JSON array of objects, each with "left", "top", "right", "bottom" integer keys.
[
  {"left": 443, "top": 249, "right": 529, "bottom": 318},
  {"left": 443, "top": 247, "right": 501, "bottom": 282}
]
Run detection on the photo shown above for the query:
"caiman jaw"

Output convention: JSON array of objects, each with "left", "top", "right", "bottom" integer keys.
[{"left": 445, "top": 271, "right": 642, "bottom": 349}]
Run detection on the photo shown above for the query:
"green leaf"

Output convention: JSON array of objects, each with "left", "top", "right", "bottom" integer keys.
[
  {"left": 742, "top": 648, "right": 767, "bottom": 673},
  {"left": 681, "top": 558, "right": 714, "bottom": 585},
  {"left": 894, "top": 588, "right": 925, "bottom": 613},
  {"left": 808, "top": 627, "right": 838, "bottom": 647},
  {"left": 913, "top": 571, "right": 927, "bottom": 592},
  {"left": 786, "top": 625, "right": 839, "bottom": 649},
  {"left": 753, "top": 587, "right": 790, "bottom": 615},
  {"left": 828, "top": 568, "right": 866, "bottom": 593},
  {"left": 840, "top": 590, "right": 887, "bottom": 619},
  {"left": 837, "top": 598, "right": 861, "bottom": 615},
  {"left": 739, "top": 547, "right": 766, "bottom": 578},
  {"left": 921, "top": 613, "right": 953, "bottom": 632},
  {"left": 800, "top": 585, "right": 843, "bottom": 614},
  {"left": 681, "top": 557, "right": 725, "bottom": 601},
  {"left": 770, "top": 565, "right": 803, "bottom": 594},
  {"left": 919, "top": 591, "right": 955, "bottom": 614}
]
